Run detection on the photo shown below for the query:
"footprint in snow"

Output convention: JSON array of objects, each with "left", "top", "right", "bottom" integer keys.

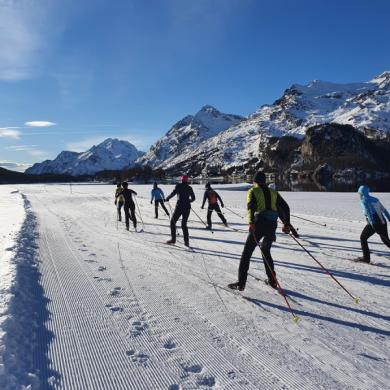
[
  {"left": 126, "top": 350, "right": 149, "bottom": 365},
  {"left": 84, "top": 259, "right": 97, "bottom": 263},
  {"left": 196, "top": 375, "right": 216, "bottom": 388},
  {"left": 163, "top": 341, "right": 177, "bottom": 350},
  {"left": 98, "top": 266, "right": 107, "bottom": 271},
  {"left": 109, "top": 287, "right": 122, "bottom": 296},
  {"left": 130, "top": 320, "right": 148, "bottom": 336},
  {"left": 93, "top": 276, "right": 112, "bottom": 282},
  {"left": 110, "top": 306, "right": 123, "bottom": 313},
  {"left": 183, "top": 364, "right": 203, "bottom": 374}
]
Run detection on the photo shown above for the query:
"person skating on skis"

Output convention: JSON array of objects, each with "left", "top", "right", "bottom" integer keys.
[
  {"left": 151, "top": 182, "right": 169, "bottom": 219},
  {"left": 121, "top": 182, "right": 137, "bottom": 231},
  {"left": 165, "top": 175, "right": 195, "bottom": 247},
  {"left": 201, "top": 182, "right": 227, "bottom": 229},
  {"left": 114, "top": 183, "right": 125, "bottom": 222},
  {"left": 228, "top": 171, "right": 291, "bottom": 291},
  {"left": 355, "top": 185, "right": 390, "bottom": 263}
]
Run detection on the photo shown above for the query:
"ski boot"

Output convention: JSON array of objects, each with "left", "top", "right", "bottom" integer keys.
[
  {"left": 227, "top": 282, "right": 245, "bottom": 291},
  {"left": 353, "top": 257, "right": 370, "bottom": 263}
]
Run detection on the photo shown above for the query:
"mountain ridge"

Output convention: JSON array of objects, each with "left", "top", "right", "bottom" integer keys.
[{"left": 26, "top": 138, "right": 143, "bottom": 176}]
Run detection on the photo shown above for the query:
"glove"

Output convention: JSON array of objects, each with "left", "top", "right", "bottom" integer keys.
[
  {"left": 150, "top": 201, "right": 152, "bottom": 204},
  {"left": 221, "top": 204, "right": 224, "bottom": 208},
  {"left": 201, "top": 206, "right": 204, "bottom": 209},
  {"left": 282, "top": 224, "right": 291, "bottom": 234},
  {"left": 249, "top": 223, "right": 256, "bottom": 233}
]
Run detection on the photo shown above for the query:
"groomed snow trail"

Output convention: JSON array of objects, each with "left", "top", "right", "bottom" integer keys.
[{"left": 16, "top": 184, "right": 390, "bottom": 389}]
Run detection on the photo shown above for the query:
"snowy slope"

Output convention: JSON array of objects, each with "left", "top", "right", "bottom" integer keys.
[
  {"left": 7, "top": 183, "right": 390, "bottom": 389},
  {"left": 142, "top": 72, "right": 390, "bottom": 171},
  {"left": 137, "top": 105, "right": 243, "bottom": 168},
  {"left": 26, "top": 138, "right": 144, "bottom": 176}
]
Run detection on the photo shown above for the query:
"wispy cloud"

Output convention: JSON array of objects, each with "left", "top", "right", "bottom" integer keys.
[
  {"left": 67, "top": 136, "right": 107, "bottom": 152},
  {"left": 6, "top": 144, "right": 48, "bottom": 157},
  {"left": 0, "top": 128, "right": 21, "bottom": 138},
  {"left": 0, "top": 161, "right": 32, "bottom": 172},
  {"left": 0, "top": 0, "right": 64, "bottom": 81},
  {"left": 25, "top": 121, "right": 56, "bottom": 127},
  {"left": 6, "top": 144, "right": 38, "bottom": 151}
]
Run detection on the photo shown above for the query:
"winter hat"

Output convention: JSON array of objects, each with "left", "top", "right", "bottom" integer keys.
[
  {"left": 181, "top": 175, "right": 189, "bottom": 183},
  {"left": 122, "top": 181, "right": 128, "bottom": 188},
  {"left": 205, "top": 182, "right": 211, "bottom": 189},
  {"left": 253, "top": 171, "right": 266, "bottom": 184},
  {"left": 358, "top": 185, "right": 369, "bottom": 196}
]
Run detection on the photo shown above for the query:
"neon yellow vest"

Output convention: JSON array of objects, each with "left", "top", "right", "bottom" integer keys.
[{"left": 247, "top": 185, "right": 278, "bottom": 223}]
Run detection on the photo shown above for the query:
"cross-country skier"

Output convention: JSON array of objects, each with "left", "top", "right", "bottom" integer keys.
[
  {"left": 114, "top": 183, "right": 125, "bottom": 222},
  {"left": 165, "top": 175, "right": 195, "bottom": 247},
  {"left": 151, "top": 182, "right": 169, "bottom": 219},
  {"left": 355, "top": 185, "right": 390, "bottom": 263},
  {"left": 201, "top": 182, "right": 227, "bottom": 229},
  {"left": 121, "top": 182, "right": 137, "bottom": 231},
  {"left": 228, "top": 171, "right": 291, "bottom": 291}
]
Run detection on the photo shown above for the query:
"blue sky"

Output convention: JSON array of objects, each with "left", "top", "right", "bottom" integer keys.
[{"left": 1, "top": 0, "right": 389, "bottom": 171}]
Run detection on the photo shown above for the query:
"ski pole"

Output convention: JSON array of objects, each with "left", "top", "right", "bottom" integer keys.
[
  {"left": 289, "top": 234, "right": 360, "bottom": 303},
  {"left": 134, "top": 197, "right": 145, "bottom": 231},
  {"left": 191, "top": 207, "right": 214, "bottom": 234},
  {"left": 225, "top": 206, "right": 244, "bottom": 219},
  {"left": 252, "top": 233, "right": 299, "bottom": 322},
  {"left": 291, "top": 214, "right": 326, "bottom": 227}
]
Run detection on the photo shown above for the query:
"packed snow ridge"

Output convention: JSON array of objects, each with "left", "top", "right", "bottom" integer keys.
[
  {"left": 26, "top": 138, "right": 144, "bottom": 176},
  {"left": 139, "top": 71, "right": 390, "bottom": 171}
]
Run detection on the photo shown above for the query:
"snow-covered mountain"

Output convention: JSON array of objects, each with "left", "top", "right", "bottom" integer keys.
[
  {"left": 26, "top": 138, "right": 144, "bottom": 176},
  {"left": 141, "top": 72, "right": 390, "bottom": 173},
  {"left": 137, "top": 105, "right": 243, "bottom": 168}
]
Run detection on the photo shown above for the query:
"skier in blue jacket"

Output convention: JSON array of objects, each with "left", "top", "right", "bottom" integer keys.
[
  {"left": 356, "top": 185, "right": 390, "bottom": 263},
  {"left": 151, "top": 182, "right": 169, "bottom": 219}
]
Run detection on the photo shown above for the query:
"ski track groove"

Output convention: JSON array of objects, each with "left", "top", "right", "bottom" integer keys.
[
  {"left": 33, "top": 195, "right": 178, "bottom": 389},
  {"left": 18, "top": 187, "right": 389, "bottom": 390},
  {"left": 75, "top": 208, "right": 349, "bottom": 390}
]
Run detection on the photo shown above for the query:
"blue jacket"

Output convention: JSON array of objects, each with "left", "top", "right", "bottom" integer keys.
[
  {"left": 358, "top": 185, "right": 390, "bottom": 226},
  {"left": 151, "top": 188, "right": 165, "bottom": 202}
]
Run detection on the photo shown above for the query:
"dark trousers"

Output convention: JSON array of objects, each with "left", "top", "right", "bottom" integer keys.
[
  {"left": 207, "top": 203, "right": 226, "bottom": 227},
  {"left": 155, "top": 200, "right": 169, "bottom": 218},
  {"left": 360, "top": 223, "right": 390, "bottom": 261},
  {"left": 238, "top": 218, "right": 277, "bottom": 286},
  {"left": 117, "top": 202, "right": 124, "bottom": 221},
  {"left": 170, "top": 207, "right": 191, "bottom": 244},
  {"left": 124, "top": 205, "right": 137, "bottom": 229}
]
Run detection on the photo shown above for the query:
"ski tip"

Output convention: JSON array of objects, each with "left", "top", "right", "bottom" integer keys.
[{"left": 354, "top": 296, "right": 360, "bottom": 304}]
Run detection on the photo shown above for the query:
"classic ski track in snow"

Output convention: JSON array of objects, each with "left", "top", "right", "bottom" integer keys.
[{"left": 11, "top": 185, "right": 390, "bottom": 389}]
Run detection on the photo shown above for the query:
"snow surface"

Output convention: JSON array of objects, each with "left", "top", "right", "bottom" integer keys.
[{"left": 1, "top": 184, "right": 390, "bottom": 389}]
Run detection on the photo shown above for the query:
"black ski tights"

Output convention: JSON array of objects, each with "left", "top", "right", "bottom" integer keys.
[
  {"left": 170, "top": 207, "right": 191, "bottom": 245},
  {"left": 360, "top": 223, "right": 390, "bottom": 261}
]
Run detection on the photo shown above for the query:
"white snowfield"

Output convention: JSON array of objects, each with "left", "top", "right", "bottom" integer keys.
[{"left": 0, "top": 184, "right": 389, "bottom": 389}]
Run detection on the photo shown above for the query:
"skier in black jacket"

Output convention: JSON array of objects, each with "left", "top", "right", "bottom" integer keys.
[
  {"left": 122, "top": 182, "right": 137, "bottom": 231},
  {"left": 165, "top": 175, "right": 195, "bottom": 246},
  {"left": 201, "top": 182, "right": 227, "bottom": 229},
  {"left": 228, "top": 171, "right": 291, "bottom": 291}
]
